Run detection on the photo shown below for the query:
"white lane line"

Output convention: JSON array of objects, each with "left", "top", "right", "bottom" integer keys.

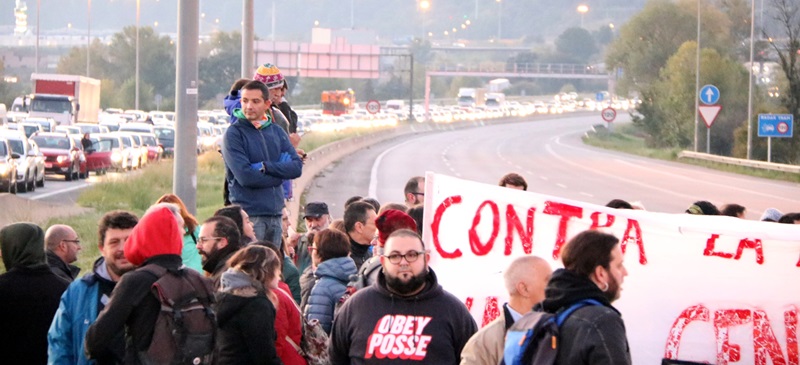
[
  {"left": 526, "top": 171, "right": 535, "bottom": 176},
  {"left": 539, "top": 176, "right": 549, "bottom": 181},
  {"left": 515, "top": 165, "right": 523, "bottom": 170},
  {"left": 580, "top": 192, "right": 594, "bottom": 197},
  {"left": 368, "top": 139, "right": 418, "bottom": 198},
  {"left": 31, "top": 182, "right": 92, "bottom": 200},
  {"left": 556, "top": 183, "right": 567, "bottom": 189}
]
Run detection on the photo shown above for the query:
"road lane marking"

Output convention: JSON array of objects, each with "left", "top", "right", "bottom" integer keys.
[
  {"left": 31, "top": 182, "right": 92, "bottom": 200},
  {"left": 368, "top": 139, "right": 417, "bottom": 198},
  {"left": 557, "top": 183, "right": 567, "bottom": 189}
]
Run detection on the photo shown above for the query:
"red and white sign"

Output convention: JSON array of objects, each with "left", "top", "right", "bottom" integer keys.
[
  {"left": 699, "top": 105, "right": 722, "bottom": 128},
  {"left": 601, "top": 107, "right": 617, "bottom": 123},
  {"left": 366, "top": 100, "right": 381, "bottom": 114},
  {"left": 778, "top": 122, "right": 790, "bottom": 134},
  {"left": 422, "top": 172, "right": 800, "bottom": 365}
]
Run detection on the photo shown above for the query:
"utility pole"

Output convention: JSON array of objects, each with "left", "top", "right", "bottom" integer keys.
[
  {"left": 693, "top": 1, "right": 701, "bottom": 152},
  {"left": 174, "top": 0, "right": 199, "bottom": 214},
  {"left": 87, "top": 0, "right": 91, "bottom": 77},
  {"left": 242, "top": 0, "right": 254, "bottom": 77},
  {"left": 746, "top": 0, "right": 755, "bottom": 159},
  {"left": 135, "top": 0, "right": 140, "bottom": 110},
  {"left": 409, "top": 54, "right": 414, "bottom": 123}
]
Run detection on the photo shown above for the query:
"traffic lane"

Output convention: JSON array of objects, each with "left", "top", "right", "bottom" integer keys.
[
  {"left": 373, "top": 115, "right": 799, "bottom": 216},
  {"left": 546, "top": 126, "right": 800, "bottom": 217},
  {"left": 27, "top": 170, "right": 133, "bottom": 206}
]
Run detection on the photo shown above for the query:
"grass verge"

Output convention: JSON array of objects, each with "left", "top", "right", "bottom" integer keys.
[{"left": 583, "top": 123, "right": 800, "bottom": 183}]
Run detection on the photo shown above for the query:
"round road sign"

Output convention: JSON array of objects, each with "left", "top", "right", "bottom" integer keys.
[
  {"left": 778, "top": 122, "right": 790, "bottom": 134},
  {"left": 366, "top": 100, "right": 381, "bottom": 114},
  {"left": 601, "top": 107, "right": 617, "bottom": 123}
]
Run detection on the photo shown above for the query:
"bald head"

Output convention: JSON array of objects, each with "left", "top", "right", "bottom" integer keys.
[
  {"left": 504, "top": 256, "right": 552, "bottom": 308},
  {"left": 45, "top": 225, "right": 78, "bottom": 251}
]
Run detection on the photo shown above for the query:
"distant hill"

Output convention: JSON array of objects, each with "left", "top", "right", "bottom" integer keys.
[{"left": 1, "top": 0, "right": 647, "bottom": 43}]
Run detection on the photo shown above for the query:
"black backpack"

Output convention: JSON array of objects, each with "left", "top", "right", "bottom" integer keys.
[
  {"left": 502, "top": 299, "right": 602, "bottom": 365},
  {"left": 138, "top": 265, "right": 216, "bottom": 365}
]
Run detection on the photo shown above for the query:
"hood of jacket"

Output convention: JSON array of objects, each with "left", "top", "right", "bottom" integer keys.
[
  {"left": 124, "top": 207, "right": 183, "bottom": 267},
  {"left": 219, "top": 268, "right": 262, "bottom": 293},
  {"left": 0, "top": 222, "right": 46, "bottom": 270},
  {"left": 315, "top": 256, "right": 358, "bottom": 282},
  {"left": 375, "top": 266, "right": 444, "bottom": 301},
  {"left": 223, "top": 93, "right": 241, "bottom": 117},
  {"left": 541, "top": 268, "right": 615, "bottom": 313}
]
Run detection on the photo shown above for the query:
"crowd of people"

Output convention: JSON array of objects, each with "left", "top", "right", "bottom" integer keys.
[{"left": 0, "top": 62, "right": 797, "bottom": 365}]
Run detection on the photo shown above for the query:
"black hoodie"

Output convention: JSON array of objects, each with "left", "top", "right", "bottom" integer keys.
[
  {"left": 329, "top": 268, "right": 477, "bottom": 365},
  {"left": 0, "top": 222, "right": 69, "bottom": 365},
  {"left": 541, "top": 269, "right": 631, "bottom": 365}
]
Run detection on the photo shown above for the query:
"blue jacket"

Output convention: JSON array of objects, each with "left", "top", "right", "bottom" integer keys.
[
  {"left": 305, "top": 256, "right": 357, "bottom": 334},
  {"left": 222, "top": 116, "right": 302, "bottom": 217},
  {"left": 47, "top": 258, "right": 116, "bottom": 365},
  {"left": 224, "top": 93, "right": 241, "bottom": 124}
]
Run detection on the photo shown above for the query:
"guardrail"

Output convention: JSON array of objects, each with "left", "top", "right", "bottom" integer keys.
[{"left": 678, "top": 150, "right": 800, "bottom": 174}]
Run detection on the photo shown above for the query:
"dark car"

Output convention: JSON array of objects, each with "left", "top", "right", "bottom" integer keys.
[
  {"left": 0, "top": 138, "right": 20, "bottom": 193},
  {"left": 154, "top": 126, "right": 175, "bottom": 158},
  {"left": 31, "top": 133, "right": 88, "bottom": 181}
]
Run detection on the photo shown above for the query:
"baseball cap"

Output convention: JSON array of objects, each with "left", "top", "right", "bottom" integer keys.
[{"left": 304, "top": 202, "right": 329, "bottom": 219}]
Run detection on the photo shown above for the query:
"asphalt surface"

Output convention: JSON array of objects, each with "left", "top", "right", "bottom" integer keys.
[{"left": 305, "top": 114, "right": 800, "bottom": 220}]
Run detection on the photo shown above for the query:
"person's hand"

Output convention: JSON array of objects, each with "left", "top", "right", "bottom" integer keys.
[
  {"left": 289, "top": 232, "right": 301, "bottom": 248},
  {"left": 250, "top": 162, "right": 264, "bottom": 173},
  {"left": 289, "top": 133, "right": 301, "bottom": 147},
  {"left": 295, "top": 148, "right": 307, "bottom": 162}
]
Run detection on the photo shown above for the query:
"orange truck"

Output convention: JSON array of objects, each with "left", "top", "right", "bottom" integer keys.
[{"left": 321, "top": 89, "right": 355, "bottom": 116}]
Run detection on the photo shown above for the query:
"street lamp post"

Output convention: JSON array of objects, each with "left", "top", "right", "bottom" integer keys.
[
  {"left": 577, "top": 4, "right": 589, "bottom": 28},
  {"left": 496, "top": 0, "right": 502, "bottom": 39},
  {"left": 693, "top": 1, "right": 701, "bottom": 152},
  {"left": 135, "top": 0, "right": 140, "bottom": 110},
  {"left": 35, "top": 0, "right": 40, "bottom": 73},
  {"left": 87, "top": 0, "right": 91, "bottom": 77},
  {"left": 419, "top": 0, "right": 430, "bottom": 40},
  {"left": 746, "top": 0, "right": 755, "bottom": 159}
]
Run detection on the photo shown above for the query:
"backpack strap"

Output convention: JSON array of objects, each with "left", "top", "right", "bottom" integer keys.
[
  {"left": 138, "top": 263, "right": 167, "bottom": 279},
  {"left": 555, "top": 299, "right": 603, "bottom": 327}
]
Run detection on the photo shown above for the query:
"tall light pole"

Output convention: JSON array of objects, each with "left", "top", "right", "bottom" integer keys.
[
  {"left": 577, "top": 4, "right": 589, "bottom": 28},
  {"left": 242, "top": 0, "right": 254, "bottom": 78},
  {"left": 746, "top": 0, "right": 755, "bottom": 159},
  {"left": 496, "top": 0, "right": 502, "bottom": 39},
  {"left": 175, "top": 0, "right": 200, "bottom": 214},
  {"left": 35, "top": 0, "right": 40, "bottom": 74},
  {"left": 87, "top": 0, "right": 91, "bottom": 77},
  {"left": 350, "top": 0, "right": 355, "bottom": 29},
  {"left": 135, "top": 0, "right": 140, "bottom": 110},
  {"left": 419, "top": 0, "right": 430, "bottom": 40},
  {"left": 693, "top": 1, "right": 701, "bottom": 152},
  {"left": 475, "top": 0, "right": 479, "bottom": 20}
]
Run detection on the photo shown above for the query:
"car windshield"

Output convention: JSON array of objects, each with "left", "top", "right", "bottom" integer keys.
[
  {"left": 30, "top": 98, "right": 72, "bottom": 114},
  {"left": 7, "top": 139, "right": 25, "bottom": 155},
  {"left": 121, "top": 137, "right": 131, "bottom": 148},
  {"left": 0, "top": 143, "right": 7, "bottom": 156},
  {"left": 142, "top": 136, "right": 157, "bottom": 146},
  {"left": 79, "top": 125, "right": 98, "bottom": 134},
  {"left": 101, "top": 137, "right": 120, "bottom": 148},
  {"left": 32, "top": 136, "right": 70, "bottom": 150},
  {"left": 154, "top": 128, "right": 174, "bottom": 139},
  {"left": 90, "top": 138, "right": 112, "bottom": 152}
]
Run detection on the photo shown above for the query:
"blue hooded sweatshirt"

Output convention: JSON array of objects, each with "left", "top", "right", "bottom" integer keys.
[{"left": 222, "top": 113, "right": 302, "bottom": 217}]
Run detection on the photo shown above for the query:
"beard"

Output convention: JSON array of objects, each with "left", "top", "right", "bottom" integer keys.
[
  {"left": 385, "top": 270, "right": 427, "bottom": 296},
  {"left": 603, "top": 274, "right": 621, "bottom": 303},
  {"left": 106, "top": 254, "right": 135, "bottom": 278}
]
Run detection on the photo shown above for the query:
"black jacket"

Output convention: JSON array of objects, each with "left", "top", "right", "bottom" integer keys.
[
  {"left": 276, "top": 101, "right": 298, "bottom": 134},
  {"left": 47, "top": 250, "right": 81, "bottom": 282},
  {"left": 215, "top": 291, "right": 282, "bottom": 365},
  {"left": 0, "top": 265, "right": 69, "bottom": 365},
  {"left": 348, "top": 235, "right": 372, "bottom": 272},
  {"left": 202, "top": 245, "right": 238, "bottom": 290},
  {"left": 85, "top": 254, "right": 184, "bottom": 365},
  {"left": 329, "top": 268, "right": 477, "bottom": 364},
  {"left": 541, "top": 269, "right": 632, "bottom": 365}
]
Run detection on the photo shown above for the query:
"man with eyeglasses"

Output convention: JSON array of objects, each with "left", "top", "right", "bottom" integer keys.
[
  {"left": 44, "top": 224, "right": 82, "bottom": 282},
  {"left": 330, "top": 229, "right": 477, "bottom": 364},
  {"left": 403, "top": 176, "right": 425, "bottom": 209},
  {"left": 197, "top": 216, "right": 243, "bottom": 287}
]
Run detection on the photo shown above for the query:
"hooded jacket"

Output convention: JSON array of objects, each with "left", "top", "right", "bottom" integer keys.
[
  {"left": 0, "top": 222, "right": 69, "bottom": 365},
  {"left": 305, "top": 256, "right": 358, "bottom": 333},
  {"left": 85, "top": 207, "right": 194, "bottom": 365},
  {"left": 48, "top": 257, "right": 124, "bottom": 365},
  {"left": 222, "top": 113, "right": 302, "bottom": 217},
  {"left": 541, "top": 269, "right": 631, "bottom": 365},
  {"left": 329, "top": 268, "right": 477, "bottom": 365},
  {"left": 215, "top": 269, "right": 282, "bottom": 365}
]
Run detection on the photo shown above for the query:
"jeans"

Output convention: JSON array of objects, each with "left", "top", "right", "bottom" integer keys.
[{"left": 250, "top": 215, "right": 283, "bottom": 250}]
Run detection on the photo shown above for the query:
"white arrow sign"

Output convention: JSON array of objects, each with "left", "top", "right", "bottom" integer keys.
[{"left": 699, "top": 105, "right": 722, "bottom": 128}]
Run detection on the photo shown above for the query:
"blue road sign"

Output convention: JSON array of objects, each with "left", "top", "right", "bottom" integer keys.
[
  {"left": 758, "top": 114, "right": 794, "bottom": 138},
  {"left": 596, "top": 92, "right": 604, "bottom": 102},
  {"left": 699, "top": 85, "right": 720, "bottom": 105}
]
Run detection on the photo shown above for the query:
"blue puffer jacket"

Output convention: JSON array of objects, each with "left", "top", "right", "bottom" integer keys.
[
  {"left": 305, "top": 256, "right": 357, "bottom": 334},
  {"left": 222, "top": 116, "right": 302, "bottom": 217},
  {"left": 47, "top": 258, "right": 115, "bottom": 365}
]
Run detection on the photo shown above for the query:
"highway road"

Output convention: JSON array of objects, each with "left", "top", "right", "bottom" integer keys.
[{"left": 305, "top": 114, "right": 800, "bottom": 220}]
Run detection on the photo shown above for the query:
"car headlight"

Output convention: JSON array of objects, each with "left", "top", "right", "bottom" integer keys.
[
  {"left": 57, "top": 155, "right": 69, "bottom": 163},
  {"left": 111, "top": 151, "right": 122, "bottom": 162},
  {"left": 0, "top": 164, "right": 7, "bottom": 175}
]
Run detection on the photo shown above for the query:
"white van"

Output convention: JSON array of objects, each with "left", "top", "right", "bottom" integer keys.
[{"left": 385, "top": 100, "right": 406, "bottom": 110}]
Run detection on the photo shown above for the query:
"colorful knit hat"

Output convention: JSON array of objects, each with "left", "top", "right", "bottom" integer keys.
[{"left": 254, "top": 63, "right": 285, "bottom": 90}]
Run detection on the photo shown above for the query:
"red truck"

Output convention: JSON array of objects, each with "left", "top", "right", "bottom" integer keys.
[{"left": 27, "top": 73, "right": 101, "bottom": 126}]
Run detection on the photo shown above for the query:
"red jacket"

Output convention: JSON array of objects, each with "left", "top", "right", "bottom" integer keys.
[{"left": 275, "top": 283, "right": 307, "bottom": 365}]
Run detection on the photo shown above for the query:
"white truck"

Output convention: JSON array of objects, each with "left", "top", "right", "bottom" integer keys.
[
  {"left": 27, "top": 73, "right": 101, "bottom": 126},
  {"left": 457, "top": 88, "right": 486, "bottom": 108},
  {"left": 485, "top": 93, "right": 506, "bottom": 108}
]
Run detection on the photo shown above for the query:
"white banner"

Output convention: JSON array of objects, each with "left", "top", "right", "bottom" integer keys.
[{"left": 421, "top": 172, "right": 800, "bottom": 365}]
